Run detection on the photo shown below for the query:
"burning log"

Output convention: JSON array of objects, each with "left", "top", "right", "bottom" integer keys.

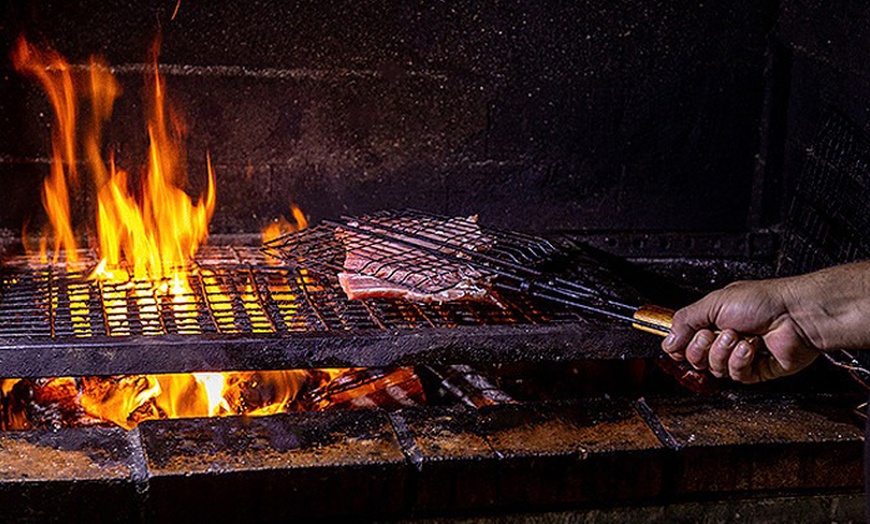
[
  {"left": 303, "top": 368, "right": 426, "bottom": 411},
  {"left": 1, "top": 378, "right": 104, "bottom": 430},
  {"left": 1, "top": 368, "right": 425, "bottom": 431}
]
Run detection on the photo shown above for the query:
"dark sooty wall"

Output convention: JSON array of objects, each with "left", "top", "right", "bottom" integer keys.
[
  {"left": 0, "top": 1, "right": 776, "bottom": 234},
  {"left": 774, "top": 0, "right": 870, "bottom": 223},
  {"left": 765, "top": 0, "right": 870, "bottom": 274}
]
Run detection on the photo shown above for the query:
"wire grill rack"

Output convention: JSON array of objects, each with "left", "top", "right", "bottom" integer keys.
[
  {"left": 779, "top": 111, "right": 870, "bottom": 275},
  {"left": 0, "top": 244, "right": 583, "bottom": 341},
  {"left": 263, "top": 209, "right": 571, "bottom": 294},
  {"left": 264, "top": 208, "right": 644, "bottom": 322}
]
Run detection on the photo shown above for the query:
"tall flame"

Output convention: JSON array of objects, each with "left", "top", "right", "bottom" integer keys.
[
  {"left": 12, "top": 38, "right": 79, "bottom": 264},
  {"left": 90, "top": 40, "right": 216, "bottom": 284},
  {"left": 12, "top": 36, "right": 215, "bottom": 286}
]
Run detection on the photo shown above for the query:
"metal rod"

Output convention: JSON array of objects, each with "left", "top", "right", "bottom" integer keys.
[{"left": 492, "top": 281, "right": 668, "bottom": 334}]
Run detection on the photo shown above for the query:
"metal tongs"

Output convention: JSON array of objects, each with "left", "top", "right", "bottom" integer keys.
[
  {"left": 263, "top": 210, "right": 747, "bottom": 348},
  {"left": 264, "top": 209, "right": 870, "bottom": 392}
]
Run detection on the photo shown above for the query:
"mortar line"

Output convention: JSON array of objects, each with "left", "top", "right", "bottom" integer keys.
[
  {"left": 386, "top": 411, "right": 425, "bottom": 472},
  {"left": 60, "top": 62, "right": 450, "bottom": 82}
]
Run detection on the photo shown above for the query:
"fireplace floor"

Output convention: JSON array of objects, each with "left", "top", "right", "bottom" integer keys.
[{"left": 0, "top": 389, "right": 862, "bottom": 523}]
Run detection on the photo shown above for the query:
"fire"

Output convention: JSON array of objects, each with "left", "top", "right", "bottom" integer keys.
[
  {"left": 78, "top": 370, "right": 310, "bottom": 430},
  {"left": 12, "top": 36, "right": 215, "bottom": 288},
  {"left": 12, "top": 39, "right": 79, "bottom": 264},
  {"left": 263, "top": 204, "right": 308, "bottom": 244},
  {"left": 1, "top": 368, "right": 423, "bottom": 431},
  {"left": 3, "top": 38, "right": 426, "bottom": 432}
]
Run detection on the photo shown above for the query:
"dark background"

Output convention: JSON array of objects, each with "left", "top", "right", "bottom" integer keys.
[{"left": 0, "top": 0, "right": 866, "bottom": 235}]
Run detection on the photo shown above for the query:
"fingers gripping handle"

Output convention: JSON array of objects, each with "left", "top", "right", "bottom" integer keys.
[
  {"left": 632, "top": 304, "right": 754, "bottom": 392},
  {"left": 631, "top": 304, "right": 760, "bottom": 348},
  {"left": 631, "top": 305, "right": 715, "bottom": 392}
]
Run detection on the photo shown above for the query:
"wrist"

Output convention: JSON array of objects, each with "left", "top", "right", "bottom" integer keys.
[
  {"left": 778, "top": 276, "right": 826, "bottom": 351},
  {"left": 779, "top": 262, "right": 870, "bottom": 352}
]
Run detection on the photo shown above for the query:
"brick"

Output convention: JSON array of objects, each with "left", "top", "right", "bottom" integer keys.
[
  {"left": 478, "top": 399, "right": 666, "bottom": 507},
  {"left": 140, "top": 411, "right": 407, "bottom": 521},
  {"left": 0, "top": 427, "right": 141, "bottom": 523},
  {"left": 399, "top": 398, "right": 666, "bottom": 514},
  {"left": 643, "top": 393, "right": 864, "bottom": 495},
  {"left": 395, "top": 407, "right": 500, "bottom": 512}
]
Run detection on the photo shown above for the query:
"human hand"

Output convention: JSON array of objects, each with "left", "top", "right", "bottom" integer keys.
[{"left": 660, "top": 280, "right": 821, "bottom": 384}]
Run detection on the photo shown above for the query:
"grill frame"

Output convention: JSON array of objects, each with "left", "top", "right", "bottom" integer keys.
[
  {"left": 0, "top": 322, "right": 651, "bottom": 377},
  {"left": 0, "top": 241, "right": 657, "bottom": 377}
]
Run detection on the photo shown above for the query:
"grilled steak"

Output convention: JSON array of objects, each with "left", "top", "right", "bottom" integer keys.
[{"left": 336, "top": 215, "right": 494, "bottom": 303}]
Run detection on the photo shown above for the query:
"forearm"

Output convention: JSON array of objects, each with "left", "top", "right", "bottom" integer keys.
[{"left": 781, "top": 261, "right": 870, "bottom": 352}]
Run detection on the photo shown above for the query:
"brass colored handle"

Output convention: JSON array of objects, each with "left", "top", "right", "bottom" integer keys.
[
  {"left": 632, "top": 304, "right": 674, "bottom": 336},
  {"left": 632, "top": 303, "right": 760, "bottom": 346}
]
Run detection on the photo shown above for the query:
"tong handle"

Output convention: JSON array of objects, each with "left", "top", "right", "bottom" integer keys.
[
  {"left": 632, "top": 304, "right": 761, "bottom": 349},
  {"left": 631, "top": 304, "right": 675, "bottom": 336}
]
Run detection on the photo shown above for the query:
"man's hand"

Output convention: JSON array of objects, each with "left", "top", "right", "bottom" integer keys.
[{"left": 661, "top": 279, "right": 821, "bottom": 383}]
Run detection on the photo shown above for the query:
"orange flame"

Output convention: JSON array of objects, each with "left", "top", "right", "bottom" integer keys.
[
  {"left": 76, "top": 370, "right": 311, "bottom": 429},
  {"left": 12, "top": 38, "right": 79, "bottom": 264},
  {"left": 1, "top": 369, "right": 402, "bottom": 430},
  {"left": 262, "top": 204, "right": 308, "bottom": 244},
  {"left": 90, "top": 40, "right": 216, "bottom": 284},
  {"left": 0, "top": 367, "right": 429, "bottom": 430},
  {"left": 13, "top": 36, "right": 215, "bottom": 287}
]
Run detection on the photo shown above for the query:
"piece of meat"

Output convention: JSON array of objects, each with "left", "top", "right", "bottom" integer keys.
[
  {"left": 335, "top": 215, "right": 493, "bottom": 303},
  {"left": 337, "top": 272, "right": 490, "bottom": 302}
]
